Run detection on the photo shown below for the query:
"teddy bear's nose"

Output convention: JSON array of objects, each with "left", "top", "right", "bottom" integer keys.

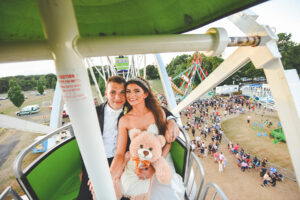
[{"left": 143, "top": 150, "right": 149, "bottom": 156}]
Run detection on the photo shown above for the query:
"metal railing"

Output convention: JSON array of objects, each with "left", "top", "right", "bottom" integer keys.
[
  {"left": 13, "top": 123, "right": 74, "bottom": 199},
  {"left": 0, "top": 186, "right": 22, "bottom": 200},
  {"left": 14, "top": 123, "right": 74, "bottom": 179},
  {"left": 199, "top": 182, "right": 229, "bottom": 200},
  {"left": 185, "top": 152, "right": 205, "bottom": 200}
]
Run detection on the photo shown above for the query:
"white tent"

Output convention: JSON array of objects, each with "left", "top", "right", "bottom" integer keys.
[{"left": 215, "top": 85, "right": 239, "bottom": 95}]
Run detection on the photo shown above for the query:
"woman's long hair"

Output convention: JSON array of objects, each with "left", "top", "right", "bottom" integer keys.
[{"left": 126, "top": 77, "right": 166, "bottom": 135}]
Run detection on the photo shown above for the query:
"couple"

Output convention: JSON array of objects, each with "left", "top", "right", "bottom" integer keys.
[{"left": 77, "top": 76, "right": 184, "bottom": 200}]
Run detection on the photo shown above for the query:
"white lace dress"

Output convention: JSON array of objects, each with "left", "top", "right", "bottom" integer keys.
[{"left": 126, "top": 124, "right": 185, "bottom": 200}]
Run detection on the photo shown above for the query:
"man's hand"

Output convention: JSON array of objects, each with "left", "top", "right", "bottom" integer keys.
[
  {"left": 165, "top": 119, "right": 180, "bottom": 143},
  {"left": 137, "top": 165, "right": 155, "bottom": 180},
  {"left": 88, "top": 179, "right": 96, "bottom": 200}
]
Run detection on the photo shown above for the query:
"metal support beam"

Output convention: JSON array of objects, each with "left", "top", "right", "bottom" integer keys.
[
  {"left": 37, "top": 0, "right": 116, "bottom": 199},
  {"left": 229, "top": 10, "right": 300, "bottom": 186},
  {"left": 250, "top": 46, "right": 300, "bottom": 186},
  {"left": 0, "top": 41, "right": 52, "bottom": 63},
  {"left": 0, "top": 33, "right": 222, "bottom": 63},
  {"left": 49, "top": 81, "right": 64, "bottom": 128},
  {"left": 0, "top": 114, "right": 55, "bottom": 134},
  {"left": 155, "top": 54, "right": 178, "bottom": 110},
  {"left": 154, "top": 54, "right": 182, "bottom": 126}
]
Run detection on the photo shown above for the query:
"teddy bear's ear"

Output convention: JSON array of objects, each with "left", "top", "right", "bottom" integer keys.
[
  {"left": 129, "top": 129, "right": 142, "bottom": 140},
  {"left": 157, "top": 135, "right": 166, "bottom": 147}
]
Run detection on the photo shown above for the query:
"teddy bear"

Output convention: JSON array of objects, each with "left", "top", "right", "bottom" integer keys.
[{"left": 114, "top": 129, "right": 172, "bottom": 200}]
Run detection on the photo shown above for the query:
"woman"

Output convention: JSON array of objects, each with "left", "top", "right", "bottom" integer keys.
[{"left": 110, "top": 77, "right": 184, "bottom": 200}]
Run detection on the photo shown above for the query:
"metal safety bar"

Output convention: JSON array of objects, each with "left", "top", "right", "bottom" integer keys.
[
  {"left": 13, "top": 123, "right": 74, "bottom": 179},
  {"left": 185, "top": 152, "right": 205, "bottom": 200},
  {"left": 199, "top": 182, "right": 229, "bottom": 200},
  {"left": 0, "top": 186, "right": 22, "bottom": 200}
]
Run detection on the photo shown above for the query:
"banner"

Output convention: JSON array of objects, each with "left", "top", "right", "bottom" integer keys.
[{"left": 115, "top": 56, "right": 129, "bottom": 72}]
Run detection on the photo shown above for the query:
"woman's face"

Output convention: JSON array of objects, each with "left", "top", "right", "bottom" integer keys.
[{"left": 126, "top": 83, "right": 148, "bottom": 106}]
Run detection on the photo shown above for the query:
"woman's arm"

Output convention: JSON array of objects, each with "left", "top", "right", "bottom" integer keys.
[
  {"left": 110, "top": 117, "right": 128, "bottom": 180},
  {"left": 161, "top": 109, "right": 171, "bottom": 158},
  {"left": 162, "top": 143, "right": 171, "bottom": 158}
]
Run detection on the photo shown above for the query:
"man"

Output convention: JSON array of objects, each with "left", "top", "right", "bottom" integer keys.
[{"left": 77, "top": 76, "right": 179, "bottom": 199}]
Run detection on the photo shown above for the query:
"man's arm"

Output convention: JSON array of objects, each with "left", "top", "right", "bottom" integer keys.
[{"left": 161, "top": 107, "right": 180, "bottom": 143}]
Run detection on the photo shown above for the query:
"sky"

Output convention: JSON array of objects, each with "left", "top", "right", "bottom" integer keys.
[{"left": 0, "top": 0, "right": 299, "bottom": 78}]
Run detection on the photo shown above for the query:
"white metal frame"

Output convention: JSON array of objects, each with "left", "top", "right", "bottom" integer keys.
[{"left": 37, "top": 0, "right": 116, "bottom": 199}]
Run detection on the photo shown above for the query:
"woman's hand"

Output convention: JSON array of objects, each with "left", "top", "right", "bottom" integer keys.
[
  {"left": 165, "top": 119, "right": 180, "bottom": 143},
  {"left": 137, "top": 165, "right": 155, "bottom": 180}
]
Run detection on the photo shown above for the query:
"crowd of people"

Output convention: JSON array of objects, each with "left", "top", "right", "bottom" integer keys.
[
  {"left": 227, "top": 141, "right": 283, "bottom": 187},
  {"left": 173, "top": 94, "right": 284, "bottom": 188},
  {"left": 180, "top": 95, "right": 245, "bottom": 173}
]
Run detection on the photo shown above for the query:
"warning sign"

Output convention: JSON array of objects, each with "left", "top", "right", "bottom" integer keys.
[{"left": 58, "top": 74, "right": 86, "bottom": 102}]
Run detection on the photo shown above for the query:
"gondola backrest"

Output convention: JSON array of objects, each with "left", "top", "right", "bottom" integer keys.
[
  {"left": 18, "top": 137, "right": 82, "bottom": 200},
  {"left": 170, "top": 137, "right": 189, "bottom": 181}
]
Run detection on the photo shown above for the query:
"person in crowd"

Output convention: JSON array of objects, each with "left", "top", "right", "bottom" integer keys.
[{"left": 261, "top": 172, "right": 271, "bottom": 187}]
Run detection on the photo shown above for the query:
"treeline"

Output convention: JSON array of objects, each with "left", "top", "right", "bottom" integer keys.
[{"left": 0, "top": 74, "right": 57, "bottom": 94}]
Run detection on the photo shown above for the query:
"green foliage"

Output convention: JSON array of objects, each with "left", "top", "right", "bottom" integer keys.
[
  {"left": 44, "top": 74, "right": 56, "bottom": 88},
  {"left": 98, "top": 77, "right": 106, "bottom": 96},
  {"left": 37, "top": 79, "right": 44, "bottom": 95},
  {"left": 271, "top": 128, "right": 286, "bottom": 143},
  {"left": 277, "top": 33, "right": 300, "bottom": 75},
  {"left": 8, "top": 79, "right": 25, "bottom": 108},
  {"left": 51, "top": 77, "right": 57, "bottom": 89},
  {"left": 0, "top": 79, "right": 9, "bottom": 94},
  {"left": 0, "top": 74, "right": 56, "bottom": 94},
  {"left": 145, "top": 65, "right": 159, "bottom": 80},
  {"left": 166, "top": 54, "right": 190, "bottom": 78}
]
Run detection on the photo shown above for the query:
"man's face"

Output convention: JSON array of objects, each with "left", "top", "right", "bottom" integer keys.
[{"left": 105, "top": 82, "right": 126, "bottom": 110}]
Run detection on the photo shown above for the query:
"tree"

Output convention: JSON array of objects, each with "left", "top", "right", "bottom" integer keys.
[
  {"left": 145, "top": 65, "right": 159, "bottom": 80},
  {"left": 37, "top": 80, "right": 44, "bottom": 95},
  {"left": 98, "top": 77, "right": 106, "bottom": 96},
  {"left": 51, "top": 77, "right": 57, "bottom": 89},
  {"left": 8, "top": 79, "right": 25, "bottom": 108},
  {"left": 45, "top": 74, "right": 56, "bottom": 88},
  {"left": 277, "top": 33, "right": 300, "bottom": 75}
]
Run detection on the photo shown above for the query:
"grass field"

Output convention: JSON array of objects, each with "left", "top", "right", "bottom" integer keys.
[
  {"left": 222, "top": 111, "right": 293, "bottom": 170},
  {"left": 148, "top": 79, "right": 164, "bottom": 94}
]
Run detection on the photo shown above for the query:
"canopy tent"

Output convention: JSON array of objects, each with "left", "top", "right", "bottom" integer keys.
[
  {"left": 0, "top": 0, "right": 267, "bottom": 43},
  {"left": 271, "top": 128, "right": 286, "bottom": 143}
]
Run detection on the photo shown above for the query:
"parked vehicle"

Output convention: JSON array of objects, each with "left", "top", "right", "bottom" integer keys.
[
  {"left": 16, "top": 105, "right": 40, "bottom": 116},
  {"left": 0, "top": 96, "right": 8, "bottom": 100}
]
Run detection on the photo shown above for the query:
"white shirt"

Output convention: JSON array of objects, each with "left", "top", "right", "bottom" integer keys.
[{"left": 103, "top": 104, "right": 123, "bottom": 158}]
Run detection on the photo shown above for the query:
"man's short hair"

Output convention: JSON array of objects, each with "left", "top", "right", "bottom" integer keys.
[{"left": 107, "top": 76, "right": 126, "bottom": 86}]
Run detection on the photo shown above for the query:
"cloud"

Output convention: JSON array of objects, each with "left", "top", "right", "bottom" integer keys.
[{"left": 0, "top": 60, "right": 56, "bottom": 78}]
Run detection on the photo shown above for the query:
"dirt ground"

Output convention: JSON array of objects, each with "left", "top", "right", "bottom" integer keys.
[
  {"left": 181, "top": 106, "right": 300, "bottom": 200},
  {"left": 0, "top": 90, "right": 54, "bottom": 193},
  {"left": 222, "top": 111, "right": 293, "bottom": 170}
]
